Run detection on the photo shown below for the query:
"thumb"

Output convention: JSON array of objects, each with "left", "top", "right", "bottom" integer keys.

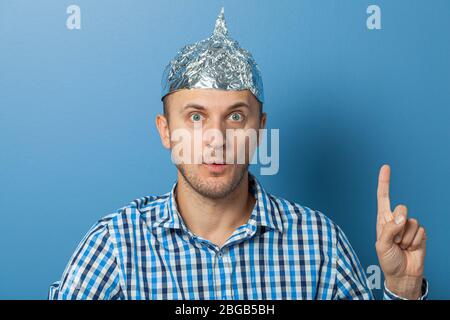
[
  {"left": 378, "top": 212, "right": 407, "bottom": 250},
  {"left": 392, "top": 205, "right": 408, "bottom": 244}
]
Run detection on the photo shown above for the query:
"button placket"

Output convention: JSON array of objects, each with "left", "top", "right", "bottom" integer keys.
[{"left": 214, "top": 249, "right": 233, "bottom": 300}]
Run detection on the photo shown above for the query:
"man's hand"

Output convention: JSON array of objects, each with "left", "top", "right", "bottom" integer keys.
[{"left": 375, "top": 164, "right": 427, "bottom": 300}]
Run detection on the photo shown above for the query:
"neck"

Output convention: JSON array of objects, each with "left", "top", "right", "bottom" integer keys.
[{"left": 175, "top": 172, "right": 255, "bottom": 248}]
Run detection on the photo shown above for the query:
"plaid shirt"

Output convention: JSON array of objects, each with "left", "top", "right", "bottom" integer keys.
[{"left": 49, "top": 172, "right": 427, "bottom": 300}]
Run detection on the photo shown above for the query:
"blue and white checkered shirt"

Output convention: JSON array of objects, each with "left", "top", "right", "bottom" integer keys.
[{"left": 49, "top": 172, "right": 427, "bottom": 300}]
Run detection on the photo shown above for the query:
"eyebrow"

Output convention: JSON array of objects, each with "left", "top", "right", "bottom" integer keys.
[{"left": 182, "top": 101, "right": 250, "bottom": 112}]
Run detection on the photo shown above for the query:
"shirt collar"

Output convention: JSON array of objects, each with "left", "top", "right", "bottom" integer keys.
[
  {"left": 247, "top": 172, "right": 284, "bottom": 233},
  {"left": 143, "top": 171, "right": 284, "bottom": 234}
]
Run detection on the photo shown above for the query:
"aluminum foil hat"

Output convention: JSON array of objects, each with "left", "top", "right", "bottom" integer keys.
[{"left": 161, "top": 7, "right": 264, "bottom": 104}]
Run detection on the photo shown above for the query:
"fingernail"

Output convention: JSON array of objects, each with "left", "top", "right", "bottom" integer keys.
[
  {"left": 394, "top": 235, "right": 401, "bottom": 243},
  {"left": 395, "top": 216, "right": 404, "bottom": 225}
]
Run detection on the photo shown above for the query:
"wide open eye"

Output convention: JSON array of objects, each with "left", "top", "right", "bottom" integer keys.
[
  {"left": 228, "top": 112, "right": 244, "bottom": 122},
  {"left": 190, "top": 113, "right": 204, "bottom": 122}
]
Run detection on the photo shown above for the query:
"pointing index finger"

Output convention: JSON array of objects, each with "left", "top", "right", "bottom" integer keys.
[{"left": 377, "top": 164, "right": 392, "bottom": 222}]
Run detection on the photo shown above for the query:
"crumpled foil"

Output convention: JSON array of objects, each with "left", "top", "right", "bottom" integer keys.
[{"left": 161, "top": 7, "right": 264, "bottom": 104}]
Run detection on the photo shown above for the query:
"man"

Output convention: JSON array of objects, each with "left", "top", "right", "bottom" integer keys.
[{"left": 49, "top": 8, "right": 427, "bottom": 300}]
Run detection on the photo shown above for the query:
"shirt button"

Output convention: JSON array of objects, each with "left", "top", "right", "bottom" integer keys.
[{"left": 218, "top": 252, "right": 223, "bottom": 259}]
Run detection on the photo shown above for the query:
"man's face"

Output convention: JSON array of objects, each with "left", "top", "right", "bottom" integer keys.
[{"left": 156, "top": 88, "right": 266, "bottom": 199}]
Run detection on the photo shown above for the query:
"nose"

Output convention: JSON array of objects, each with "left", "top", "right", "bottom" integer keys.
[{"left": 204, "top": 116, "right": 226, "bottom": 150}]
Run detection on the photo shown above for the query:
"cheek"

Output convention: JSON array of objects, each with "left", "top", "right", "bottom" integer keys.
[
  {"left": 169, "top": 126, "right": 207, "bottom": 164},
  {"left": 167, "top": 116, "right": 187, "bottom": 130},
  {"left": 224, "top": 130, "right": 258, "bottom": 162}
]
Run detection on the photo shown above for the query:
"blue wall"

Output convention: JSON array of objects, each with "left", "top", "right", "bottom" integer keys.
[{"left": 1, "top": 0, "right": 449, "bottom": 299}]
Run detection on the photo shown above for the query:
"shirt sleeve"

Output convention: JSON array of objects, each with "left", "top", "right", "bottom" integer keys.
[
  {"left": 332, "top": 225, "right": 374, "bottom": 300},
  {"left": 48, "top": 220, "right": 123, "bottom": 300},
  {"left": 383, "top": 278, "right": 429, "bottom": 300}
]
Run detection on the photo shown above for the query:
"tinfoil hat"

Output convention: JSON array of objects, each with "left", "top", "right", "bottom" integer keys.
[{"left": 161, "top": 7, "right": 264, "bottom": 104}]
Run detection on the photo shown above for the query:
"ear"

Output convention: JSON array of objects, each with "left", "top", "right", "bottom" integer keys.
[
  {"left": 259, "top": 112, "right": 267, "bottom": 129},
  {"left": 155, "top": 114, "right": 171, "bottom": 149},
  {"left": 257, "top": 112, "right": 267, "bottom": 147}
]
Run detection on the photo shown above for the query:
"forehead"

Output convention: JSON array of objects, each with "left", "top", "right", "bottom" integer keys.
[{"left": 164, "top": 88, "right": 258, "bottom": 110}]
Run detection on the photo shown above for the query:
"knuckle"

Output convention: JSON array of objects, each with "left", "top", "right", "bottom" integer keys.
[
  {"left": 377, "top": 190, "right": 388, "bottom": 198},
  {"left": 375, "top": 241, "right": 382, "bottom": 251},
  {"left": 400, "top": 241, "right": 410, "bottom": 249}
]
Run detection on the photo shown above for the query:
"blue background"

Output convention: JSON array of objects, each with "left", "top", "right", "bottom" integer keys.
[{"left": 1, "top": 0, "right": 449, "bottom": 299}]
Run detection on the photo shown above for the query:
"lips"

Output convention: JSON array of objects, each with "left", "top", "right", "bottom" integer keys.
[{"left": 202, "top": 162, "right": 229, "bottom": 173}]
